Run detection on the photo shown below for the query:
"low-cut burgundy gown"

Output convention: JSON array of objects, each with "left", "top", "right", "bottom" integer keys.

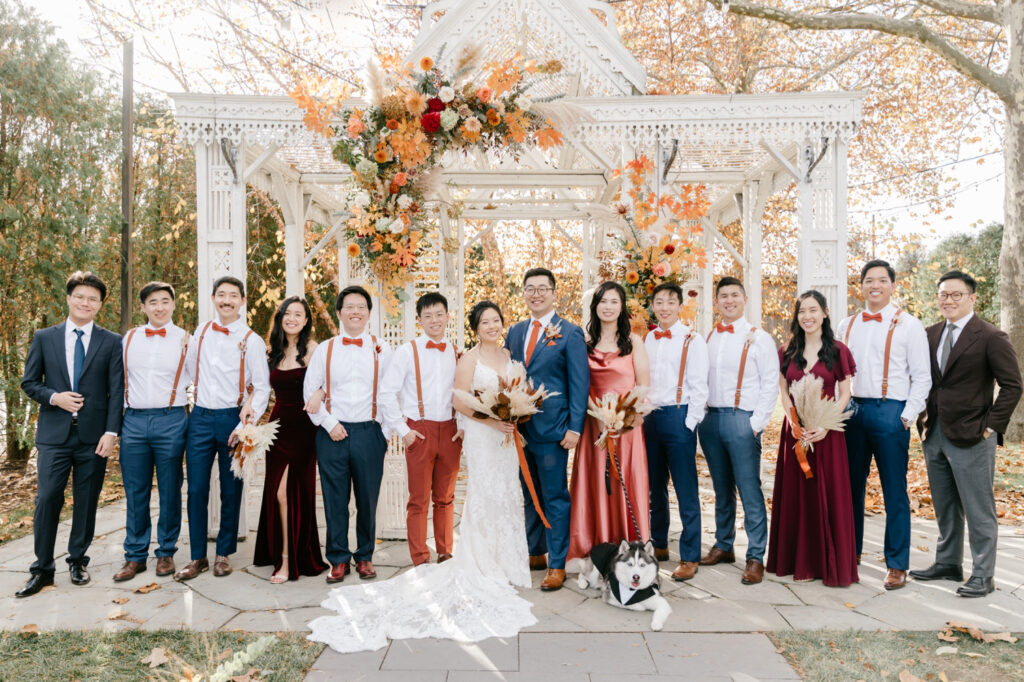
[
  {"left": 766, "top": 342, "right": 859, "bottom": 587},
  {"left": 568, "top": 348, "right": 650, "bottom": 561},
  {"left": 254, "top": 366, "right": 327, "bottom": 579}
]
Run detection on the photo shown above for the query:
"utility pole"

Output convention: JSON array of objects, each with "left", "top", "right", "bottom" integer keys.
[{"left": 120, "top": 40, "right": 134, "bottom": 334}]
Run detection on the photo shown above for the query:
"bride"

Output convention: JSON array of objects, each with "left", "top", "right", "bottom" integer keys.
[{"left": 307, "top": 301, "right": 536, "bottom": 652}]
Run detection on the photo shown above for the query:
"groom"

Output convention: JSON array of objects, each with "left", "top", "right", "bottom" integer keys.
[{"left": 508, "top": 268, "right": 589, "bottom": 591}]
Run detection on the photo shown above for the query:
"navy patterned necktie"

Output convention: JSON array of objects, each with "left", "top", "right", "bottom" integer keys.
[{"left": 72, "top": 328, "right": 85, "bottom": 392}]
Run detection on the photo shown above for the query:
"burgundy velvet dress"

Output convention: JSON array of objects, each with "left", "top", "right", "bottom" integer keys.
[
  {"left": 254, "top": 367, "right": 327, "bottom": 579},
  {"left": 766, "top": 342, "right": 859, "bottom": 587},
  {"left": 567, "top": 348, "right": 651, "bottom": 562}
]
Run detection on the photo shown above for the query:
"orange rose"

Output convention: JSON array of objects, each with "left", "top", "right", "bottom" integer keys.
[
  {"left": 476, "top": 87, "right": 493, "bottom": 103},
  {"left": 419, "top": 56, "right": 434, "bottom": 71},
  {"left": 386, "top": 118, "right": 399, "bottom": 130},
  {"left": 625, "top": 271, "right": 640, "bottom": 284},
  {"left": 393, "top": 172, "right": 408, "bottom": 187},
  {"left": 486, "top": 108, "right": 501, "bottom": 126},
  {"left": 374, "top": 148, "right": 389, "bottom": 163},
  {"left": 347, "top": 243, "right": 361, "bottom": 257},
  {"left": 390, "top": 183, "right": 400, "bottom": 194},
  {"left": 346, "top": 113, "right": 364, "bottom": 139}
]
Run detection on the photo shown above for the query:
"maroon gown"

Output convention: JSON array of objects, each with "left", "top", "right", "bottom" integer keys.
[
  {"left": 766, "top": 342, "right": 859, "bottom": 587},
  {"left": 254, "top": 367, "right": 327, "bottom": 579}
]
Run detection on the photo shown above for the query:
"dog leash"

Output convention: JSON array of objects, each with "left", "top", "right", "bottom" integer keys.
[{"left": 604, "top": 434, "right": 644, "bottom": 541}]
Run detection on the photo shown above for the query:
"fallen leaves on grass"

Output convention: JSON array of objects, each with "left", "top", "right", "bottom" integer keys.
[
  {"left": 899, "top": 671, "right": 923, "bottom": 682},
  {"left": 938, "top": 620, "right": 1019, "bottom": 644},
  {"left": 20, "top": 624, "right": 39, "bottom": 636},
  {"left": 134, "top": 582, "right": 161, "bottom": 594},
  {"left": 140, "top": 647, "right": 169, "bottom": 668}
]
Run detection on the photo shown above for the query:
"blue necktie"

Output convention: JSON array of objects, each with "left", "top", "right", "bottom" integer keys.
[{"left": 72, "top": 328, "right": 85, "bottom": 392}]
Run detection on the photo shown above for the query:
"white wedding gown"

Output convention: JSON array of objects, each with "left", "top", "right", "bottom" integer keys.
[{"left": 307, "top": 361, "right": 536, "bottom": 653}]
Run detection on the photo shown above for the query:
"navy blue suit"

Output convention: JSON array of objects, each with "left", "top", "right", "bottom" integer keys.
[
  {"left": 21, "top": 322, "right": 123, "bottom": 576},
  {"left": 507, "top": 314, "right": 589, "bottom": 569}
]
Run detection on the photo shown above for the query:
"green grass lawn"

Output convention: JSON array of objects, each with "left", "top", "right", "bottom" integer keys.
[
  {"left": 0, "top": 630, "right": 324, "bottom": 681},
  {"left": 770, "top": 629, "right": 1024, "bottom": 681}
]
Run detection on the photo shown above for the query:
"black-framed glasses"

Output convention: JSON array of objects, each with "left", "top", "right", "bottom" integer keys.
[
  {"left": 523, "top": 286, "right": 553, "bottom": 296},
  {"left": 937, "top": 291, "right": 968, "bottom": 302}
]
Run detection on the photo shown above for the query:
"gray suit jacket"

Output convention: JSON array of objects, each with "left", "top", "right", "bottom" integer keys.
[{"left": 21, "top": 323, "right": 124, "bottom": 445}]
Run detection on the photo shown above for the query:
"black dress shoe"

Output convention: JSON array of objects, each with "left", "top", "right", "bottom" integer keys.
[
  {"left": 69, "top": 564, "right": 90, "bottom": 586},
  {"left": 15, "top": 574, "right": 54, "bottom": 598},
  {"left": 909, "top": 563, "right": 963, "bottom": 582},
  {"left": 957, "top": 576, "right": 994, "bottom": 598}
]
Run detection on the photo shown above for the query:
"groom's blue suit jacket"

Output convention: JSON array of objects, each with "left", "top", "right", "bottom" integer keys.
[{"left": 507, "top": 314, "right": 589, "bottom": 444}]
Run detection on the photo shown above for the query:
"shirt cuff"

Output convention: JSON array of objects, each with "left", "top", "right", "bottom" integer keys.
[
  {"left": 899, "top": 407, "right": 918, "bottom": 424},
  {"left": 103, "top": 431, "right": 118, "bottom": 439},
  {"left": 685, "top": 415, "right": 700, "bottom": 432},
  {"left": 322, "top": 417, "right": 339, "bottom": 434},
  {"left": 49, "top": 393, "right": 56, "bottom": 405},
  {"left": 396, "top": 421, "right": 411, "bottom": 438},
  {"left": 749, "top": 416, "right": 767, "bottom": 434}
]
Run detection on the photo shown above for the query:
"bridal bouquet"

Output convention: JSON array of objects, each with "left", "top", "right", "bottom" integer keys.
[
  {"left": 588, "top": 387, "right": 653, "bottom": 493},
  {"left": 787, "top": 374, "right": 851, "bottom": 479},
  {"left": 230, "top": 420, "right": 280, "bottom": 482},
  {"left": 454, "top": 360, "right": 559, "bottom": 528}
]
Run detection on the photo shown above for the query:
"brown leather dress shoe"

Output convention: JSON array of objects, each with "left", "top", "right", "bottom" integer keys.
[
  {"left": 741, "top": 559, "right": 764, "bottom": 585},
  {"left": 540, "top": 568, "right": 566, "bottom": 591},
  {"left": 437, "top": 553, "right": 453, "bottom": 563},
  {"left": 654, "top": 547, "right": 670, "bottom": 562},
  {"left": 356, "top": 560, "right": 377, "bottom": 579},
  {"left": 213, "top": 555, "right": 232, "bottom": 577},
  {"left": 884, "top": 568, "right": 907, "bottom": 590},
  {"left": 672, "top": 561, "right": 699, "bottom": 581},
  {"left": 113, "top": 560, "right": 147, "bottom": 582},
  {"left": 856, "top": 554, "right": 862, "bottom": 565},
  {"left": 174, "top": 558, "right": 209, "bottom": 581},
  {"left": 529, "top": 554, "right": 548, "bottom": 571},
  {"left": 326, "top": 563, "right": 350, "bottom": 583},
  {"left": 700, "top": 547, "right": 736, "bottom": 566},
  {"left": 155, "top": 557, "right": 175, "bottom": 577}
]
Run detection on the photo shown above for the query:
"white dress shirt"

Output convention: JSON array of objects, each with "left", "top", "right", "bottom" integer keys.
[
  {"left": 380, "top": 335, "right": 457, "bottom": 438},
  {"left": 123, "top": 323, "right": 192, "bottom": 409},
  {"left": 644, "top": 320, "right": 709, "bottom": 430},
  {"left": 188, "top": 317, "right": 270, "bottom": 430},
  {"left": 63, "top": 319, "right": 95, "bottom": 388},
  {"left": 303, "top": 331, "right": 403, "bottom": 437},
  {"left": 936, "top": 312, "right": 974, "bottom": 367},
  {"left": 837, "top": 302, "right": 931, "bottom": 422},
  {"left": 523, "top": 310, "right": 556, "bottom": 357},
  {"left": 705, "top": 318, "right": 780, "bottom": 433}
]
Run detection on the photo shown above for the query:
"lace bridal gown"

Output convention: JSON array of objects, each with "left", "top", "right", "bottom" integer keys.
[{"left": 307, "top": 361, "right": 536, "bottom": 653}]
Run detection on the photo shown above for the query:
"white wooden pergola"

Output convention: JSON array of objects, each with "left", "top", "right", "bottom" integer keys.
[{"left": 172, "top": 0, "right": 862, "bottom": 537}]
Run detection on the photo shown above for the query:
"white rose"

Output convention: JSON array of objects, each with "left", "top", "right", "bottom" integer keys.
[
  {"left": 355, "top": 190, "right": 371, "bottom": 207},
  {"left": 389, "top": 218, "right": 405, "bottom": 233},
  {"left": 438, "top": 86, "right": 455, "bottom": 103},
  {"left": 376, "top": 217, "right": 391, "bottom": 232},
  {"left": 397, "top": 195, "right": 413, "bottom": 210}
]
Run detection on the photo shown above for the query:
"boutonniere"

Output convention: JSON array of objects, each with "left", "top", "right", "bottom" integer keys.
[
  {"left": 375, "top": 342, "right": 383, "bottom": 354},
  {"left": 543, "top": 322, "right": 562, "bottom": 346},
  {"left": 238, "top": 339, "right": 248, "bottom": 353},
  {"left": 180, "top": 334, "right": 189, "bottom": 351}
]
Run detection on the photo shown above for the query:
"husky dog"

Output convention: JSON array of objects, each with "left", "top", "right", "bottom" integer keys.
[{"left": 576, "top": 540, "right": 672, "bottom": 631}]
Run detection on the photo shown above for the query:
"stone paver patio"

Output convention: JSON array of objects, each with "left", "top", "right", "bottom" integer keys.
[{"left": 2, "top": 469, "right": 1022, "bottom": 680}]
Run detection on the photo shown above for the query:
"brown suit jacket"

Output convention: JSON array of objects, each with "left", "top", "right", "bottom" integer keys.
[{"left": 918, "top": 314, "right": 1022, "bottom": 448}]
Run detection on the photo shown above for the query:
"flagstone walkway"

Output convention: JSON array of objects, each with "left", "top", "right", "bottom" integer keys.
[{"left": 1, "top": 470, "right": 1022, "bottom": 680}]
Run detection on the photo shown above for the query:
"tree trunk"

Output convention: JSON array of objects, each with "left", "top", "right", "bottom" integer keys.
[
  {"left": 999, "top": 1, "right": 1024, "bottom": 441},
  {"left": 2, "top": 390, "right": 31, "bottom": 472}
]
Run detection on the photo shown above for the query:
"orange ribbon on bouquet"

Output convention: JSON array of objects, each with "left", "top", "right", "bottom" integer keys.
[
  {"left": 513, "top": 432, "right": 551, "bottom": 529},
  {"left": 789, "top": 406, "right": 814, "bottom": 480}
]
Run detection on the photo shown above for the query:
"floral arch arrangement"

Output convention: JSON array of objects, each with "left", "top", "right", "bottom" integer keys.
[
  {"left": 598, "top": 157, "right": 709, "bottom": 334},
  {"left": 293, "top": 47, "right": 575, "bottom": 320}
]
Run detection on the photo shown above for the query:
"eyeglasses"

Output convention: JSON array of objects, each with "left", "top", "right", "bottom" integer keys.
[
  {"left": 523, "top": 286, "right": 553, "bottom": 296},
  {"left": 937, "top": 291, "right": 968, "bottom": 302},
  {"left": 70, "top": 293, "right": 101, "bottom": 304},
  {"left": 341, "top": 304, "right": 369, "bottom": 312}
]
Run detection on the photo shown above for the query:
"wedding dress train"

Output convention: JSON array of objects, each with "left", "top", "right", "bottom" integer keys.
[{"left": 307, "top": 361, "right": 536, "bottom": 652}]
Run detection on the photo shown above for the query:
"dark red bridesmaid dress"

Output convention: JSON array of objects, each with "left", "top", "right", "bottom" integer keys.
[{"left": 254, "top": 366, "right": 327, "bottom": 578}]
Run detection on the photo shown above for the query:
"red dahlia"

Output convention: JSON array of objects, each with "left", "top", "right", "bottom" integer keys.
[
  {"left": 427, "top": 97, "right": 445, "bottom": 112},
  {"left": 421, "top": 112, "right": 441, "bottom": 133}
]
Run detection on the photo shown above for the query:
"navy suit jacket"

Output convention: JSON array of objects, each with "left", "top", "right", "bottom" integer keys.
[
  {"left": 508, "top": 314, "right": 589, "bottom": 444},
  {"left": 21, "top": 322, "right": 124, "bottom": 445}
]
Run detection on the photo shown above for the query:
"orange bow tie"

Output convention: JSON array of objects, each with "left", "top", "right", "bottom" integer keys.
[
  {"left": 342, "top": 337, "right": 363, "bottom": 347},
  {"left": 145, "top": 327, "right": 166, "bottom": 338},
  {"left": 862, "top": 312, "right": 883, "bottom": 323},
  {"left": 426, "top": 340, "right": 447, "bottom": 352},
  {"left": 653, "top": 329, "right": 672, "bottom": 340},
  {"left": 716, "top": 323, "right": 734, "bottom": 334},
  {"left": 211, "top": 323, "right": 230, "bottom": 335}
]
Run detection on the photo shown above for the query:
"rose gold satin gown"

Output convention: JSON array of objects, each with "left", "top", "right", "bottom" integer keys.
[{"left": 568, "top": 348, "right": 651, "bottom": 561}]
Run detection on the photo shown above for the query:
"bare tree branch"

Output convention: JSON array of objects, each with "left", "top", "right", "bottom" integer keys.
[
  {"left": 917, "top": 0, "right": 1001, "bottom": 25},
  {"left": 707, "top": 0, "right": 1012, "bottom": 101}
]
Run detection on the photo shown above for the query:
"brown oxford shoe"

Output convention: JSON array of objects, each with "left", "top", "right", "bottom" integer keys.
[
  {"left": 155, "top": 557, "right": 175, "bottom": 577},
  {"left": 700, "top": 547, "right": 736, "bottom": 566},
  {"left": 654, "top": 547, "right": 670, "bottom": 562},
  {"left": 856, "top": 554, "right": 862, "bottom": 565},
  {"left": 540, "top": 568, "right": 566, "bottom": 591},
  {"left": 174, "top": 558, "right": 209, "bottom": 581},
  {"left": 356, "top": 561, "right": 377, "bottom": 580},
  {"left": 113, "top": 561, "right": 147, "bottom": 582},
  {"left": 884, "top": 568, "right": 907, "bottom": 591},
  {"left": 437, "top": 553, "right": 453, "bottom": 564},
  {"left": 672, "top": 561, "right": 699, "bottom": 582},
  {"left": 212, "top": 555, "right": 232, "bottom": 577},
  {"left": 741, "top": 559, "right": 765, "bottom": 585},
  {"left": 529, "top": 554, "right": 548, "bottom": 571},
  {"left": 326, "top": 563, "right": 350, "bottom": 584}
]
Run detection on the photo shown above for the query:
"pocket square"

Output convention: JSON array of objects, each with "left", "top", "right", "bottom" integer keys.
[{"left": 546, "top": 340, "right": 557, "bottom": 346}]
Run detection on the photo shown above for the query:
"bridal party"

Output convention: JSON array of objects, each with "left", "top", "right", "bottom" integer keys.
[{"left": 15, "top": 262, "right": 1022, "bottom": 615}]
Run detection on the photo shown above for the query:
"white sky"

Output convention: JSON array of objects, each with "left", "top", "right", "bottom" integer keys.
[{"left": 28, "top": 0, "right": 1007, "bottom": 245}]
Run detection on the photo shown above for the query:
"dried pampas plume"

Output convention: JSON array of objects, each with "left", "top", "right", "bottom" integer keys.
[
  {"left": 531, "top": 100, "right": 591, "bottom": 136},
  {"left": 452, "top": 43, "right": 484, "bottom": 83},
  {"left": 412, "top": 167, "right": 444, "bottom": 200},
  {"left": 365, "top": 59, "right": 386, "bottom": 107},
  {"left": 789, "top": 374, "right": 850, "bottom": 447}
]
